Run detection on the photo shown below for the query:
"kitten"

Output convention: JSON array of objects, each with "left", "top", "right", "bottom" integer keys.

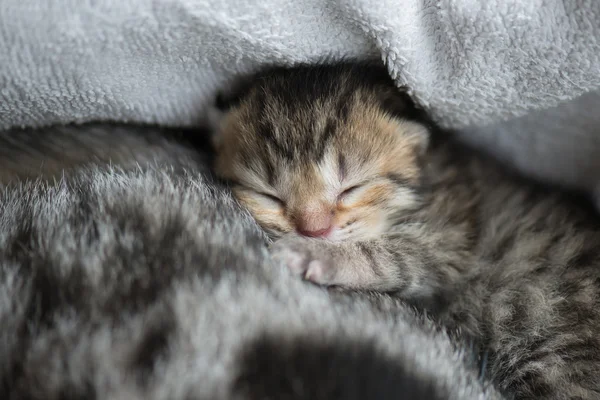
[{"left": 213, "top": 61, "right": 600, "bottom": 399}]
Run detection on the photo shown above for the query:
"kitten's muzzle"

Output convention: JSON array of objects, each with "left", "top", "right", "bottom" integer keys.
[{"left": 295, "top": 208, "right": 333, "bottom": 238}]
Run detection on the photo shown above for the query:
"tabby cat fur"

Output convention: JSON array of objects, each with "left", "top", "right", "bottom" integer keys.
[
  {"left": 0, "top": 123, "right": 502, "bottom": 399},
  {"left": 213, "top": 61, "right": 600, "bottom": 400}
]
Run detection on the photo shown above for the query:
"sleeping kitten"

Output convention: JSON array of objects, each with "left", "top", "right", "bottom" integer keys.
[{"left": 213, "top": 62, "right": 600, "bottom": 399}]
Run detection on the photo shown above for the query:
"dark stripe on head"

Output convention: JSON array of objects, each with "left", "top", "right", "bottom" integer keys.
[
  {"left": 335, "top": 92, "right": 352, "bottom": 124},
  {"left": 315, "top": 118, "right": 337, "bottom": 160},
  {"left": 253, "top": 88, "right": 285, "bottom": 156},
  {"left": 338, "top": 153, "right": 347, "bottom": 181},
  {"left": 264, "top": 159, "right": 277, "bottom": 186},
  {"left": 258, "top": 120, "right": 294, "bottom": 161},
  {"left": 386, "top": 173, "right": 419, "bottom": 191}
]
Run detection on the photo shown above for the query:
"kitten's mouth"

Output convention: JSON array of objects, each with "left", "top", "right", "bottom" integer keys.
[{"left": 297, "top": 226, "right": 333, "bottom": 239}]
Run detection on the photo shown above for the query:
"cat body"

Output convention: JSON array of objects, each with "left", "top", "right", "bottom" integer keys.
[
  {"left": 0, "top": 123, "right": 502, "bottom": 399},
  {"left": 0, "top": 123, "right": 208, "bottom": 185},
  {"left": 213, "top": 62, "right": 600, "bottom": 399}
]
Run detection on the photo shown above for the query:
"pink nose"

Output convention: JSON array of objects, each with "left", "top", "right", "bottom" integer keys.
[
  {"left": 295, "top": 208, "right": 333, "bottom": 238},
  {"left": 298, "top": 226, "right": 332, "bottom": 238}
]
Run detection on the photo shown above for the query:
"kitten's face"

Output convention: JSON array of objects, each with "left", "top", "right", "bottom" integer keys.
[{"left": 213, "top": 65, "right": 429, "bottom": 241}]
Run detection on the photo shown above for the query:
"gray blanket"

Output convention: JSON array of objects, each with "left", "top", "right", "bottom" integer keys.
[
  {"left": 1, "top": 0, "right": 599, "bottom": 131},
  {"left": 3, "top": 0, "right": 600, "bottom": 196}
]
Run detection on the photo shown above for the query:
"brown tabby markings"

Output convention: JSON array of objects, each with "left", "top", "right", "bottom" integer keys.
[
  {"left": 213, "top": 62, "right": 600, "bottom": 399},
  {"left": 214, "top": 78, "right": 425, "bottom": 241}
]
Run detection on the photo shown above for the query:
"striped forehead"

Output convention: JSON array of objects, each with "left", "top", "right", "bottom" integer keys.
[
  {"left": 244, "top": 89, "right": 354, "bottom": 162},
  {"left": 273, "top": 149, "right": 341, "bottom": 200}
]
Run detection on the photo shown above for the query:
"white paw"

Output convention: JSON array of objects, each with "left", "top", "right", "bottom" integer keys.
[
  {"left": 280, "top": 247, "right": 309, "bottom": 276},
  {"left": 271, "top": 237, "right": 335, "bottom": 286},
  {"left": 304, "top": 260, "right": 327, "bottom": 282}
]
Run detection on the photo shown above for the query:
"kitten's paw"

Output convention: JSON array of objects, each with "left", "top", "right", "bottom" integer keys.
[
  {"left": 305, "top": 260, "right": 327, "bottom": 282},
  {"left": 271, "top": 236, "right": 336, "bottom": 286}
]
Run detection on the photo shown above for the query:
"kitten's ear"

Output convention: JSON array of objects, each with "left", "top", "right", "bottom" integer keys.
[
  {"left": 379, "top": 86, "right": 428, "bottom": 122},
  {"left": 380, "top": 86, "right": 433, "bottom": 155},
  {"left": 209, "top": 75, "right": 257, "bottom": 149},
  {"left": 214, "top": 89, "right": 243, "bottom": 112},
  {"left": 402, "top": 120, "right": 430, "bottom": 156},
  {"left": 214, "top": 72, "right": 257, "bottom": 111},
  {"left": 209, "top": 78, "right": 251, "bottom": 146}
]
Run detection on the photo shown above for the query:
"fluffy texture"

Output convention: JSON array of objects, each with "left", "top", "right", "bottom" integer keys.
[
  {"left": 214, "top": 63, "right": 600, "bottom": 399},
  {"left": 0, "top": 123, "right": 209, "bottom": 184},
  {"left": 459, "top": 89, "right": 600, "bottom": 203},
  {"left": 1, "top": 0, "right": 599, "bottom": 132},
  {"left": 0, "top": 0, "right": 600, "bottom": 208},
  {"left": 4, "top": 0, "right": 600, "bottom": 208},
  {"left": 0, "top": 156, "right": 504, "bottom": 399}
]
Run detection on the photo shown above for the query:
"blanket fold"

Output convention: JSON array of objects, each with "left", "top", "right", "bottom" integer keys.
[{"left": 1, "top": 0, "right": 599, "bottom": 131}]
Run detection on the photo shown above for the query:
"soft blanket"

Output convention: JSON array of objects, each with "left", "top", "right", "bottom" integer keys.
[{"left": 1, "top": 0, "right": 599, "bottom": 132}]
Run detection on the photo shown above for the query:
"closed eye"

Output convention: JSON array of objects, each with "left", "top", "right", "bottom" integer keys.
[
  {"left": 338, "top": 185, "right": 362, "bottom": 199},
  {"left": 232, "top": 182, "right": 285, "bottom": 207},
  {"left": 258, "top": 192, "right": 285, "bottom": 206}
]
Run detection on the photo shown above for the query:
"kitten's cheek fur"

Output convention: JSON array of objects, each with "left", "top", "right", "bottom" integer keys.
[{"left": 331, "top": 213, "right": 389, "bottom": 242}]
